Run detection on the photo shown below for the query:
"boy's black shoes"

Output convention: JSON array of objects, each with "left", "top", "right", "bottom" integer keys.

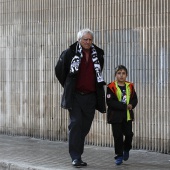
[{"left": 72, "top": 159, "right": 87, "bottom": 167}]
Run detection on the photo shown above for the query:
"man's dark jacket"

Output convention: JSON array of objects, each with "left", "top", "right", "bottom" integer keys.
[{"left": 55, "top": 41, "right": 106, "bottom": 113}]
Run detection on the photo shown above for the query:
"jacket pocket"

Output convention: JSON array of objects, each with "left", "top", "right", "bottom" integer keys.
[{"left": 107, "top": 108, "right": 114, "bottom": 124}]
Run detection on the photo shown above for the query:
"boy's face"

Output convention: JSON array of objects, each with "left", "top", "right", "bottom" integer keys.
[{"left": 115, "top": 69, "right": 127, "bottom": 84}]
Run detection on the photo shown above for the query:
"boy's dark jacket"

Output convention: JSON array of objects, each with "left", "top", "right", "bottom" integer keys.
[
  {"left": 106, "top": 81, "right": 138, "bottom": 123},
  {"left": 55, "top": 41, "right": 106, "bottom": 113}
]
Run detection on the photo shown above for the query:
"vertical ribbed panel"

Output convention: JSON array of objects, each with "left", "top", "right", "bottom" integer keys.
[{"left": 0, "top": 0, "right": 169, "bottom": 153}]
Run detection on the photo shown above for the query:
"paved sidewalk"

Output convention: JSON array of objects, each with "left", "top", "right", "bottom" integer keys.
[{"left": 0, "top": 135, "right": 169, "bottom": 170}]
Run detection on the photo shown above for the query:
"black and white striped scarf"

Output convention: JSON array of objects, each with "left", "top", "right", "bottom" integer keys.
[{"left": 70, "top": 43, "right": 105, "bottom": 84}]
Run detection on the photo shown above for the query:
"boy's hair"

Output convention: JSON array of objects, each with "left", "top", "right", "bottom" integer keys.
[
  {"left": 115, "top": 65, "right": 128, "bottom": 76},
  {"left": 77, "top": 28, "right": 94, "bottom": 41}
]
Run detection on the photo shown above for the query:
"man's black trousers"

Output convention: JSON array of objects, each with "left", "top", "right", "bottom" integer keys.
[{"left": 68, "top": 92, "right": 96, "bottom": 161}]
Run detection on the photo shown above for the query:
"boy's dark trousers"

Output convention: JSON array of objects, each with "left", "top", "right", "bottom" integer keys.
[
  {"left": 68, "top": 92, "right": 96, "bottom": 161},
  {"left": 111, "top": 120, "right": 133, "bottom": 157}
]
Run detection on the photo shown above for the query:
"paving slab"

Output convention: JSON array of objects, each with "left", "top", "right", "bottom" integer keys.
[{"left": 0, "top": 135, "right": 169, "bottom": 170}]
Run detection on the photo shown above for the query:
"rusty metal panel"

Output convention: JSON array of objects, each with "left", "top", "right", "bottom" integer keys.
[{"left": 0, "top": 0, "right": 169, "bottom": 153}]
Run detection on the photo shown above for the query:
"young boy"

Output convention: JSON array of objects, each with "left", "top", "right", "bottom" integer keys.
[{"left": 106, "top": 65, "right": 138, "bottom": 165}]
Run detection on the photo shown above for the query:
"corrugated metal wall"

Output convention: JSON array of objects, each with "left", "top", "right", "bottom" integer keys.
[{"left": 0, "top": 0, "right": 169, "bottom": 154}]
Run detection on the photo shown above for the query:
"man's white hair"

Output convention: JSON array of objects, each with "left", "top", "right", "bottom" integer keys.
[{"left": 77, "top": 28, "right": 94, "bottom": 41}]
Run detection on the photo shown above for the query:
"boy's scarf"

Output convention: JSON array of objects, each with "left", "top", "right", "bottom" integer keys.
[{"left": 70, "top": 43, "right": 104, "bottom": 83}]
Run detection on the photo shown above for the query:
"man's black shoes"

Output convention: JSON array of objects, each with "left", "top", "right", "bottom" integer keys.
[
  {"left": 80, "top": 160, "right": 87, "bottom": 166},
  {"left": 72, "top": 159, "right": 81, "bottom": 168},
  {"left": 72, "top": 159, "right": 87, "bottom": 167}
]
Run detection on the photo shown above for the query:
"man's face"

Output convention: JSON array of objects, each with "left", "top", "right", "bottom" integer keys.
[
  {"left": 79, "top": 33, "right": 93, "bottom": 50},
  {"left": 115, "top": 69, "right": 127, "bottom": 83}
]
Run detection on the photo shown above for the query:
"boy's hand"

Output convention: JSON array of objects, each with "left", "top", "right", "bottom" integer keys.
[{"left": 127, "top": 104, "right": 132, "bottom": 110}]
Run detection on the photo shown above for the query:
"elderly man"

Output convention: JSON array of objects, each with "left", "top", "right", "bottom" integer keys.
[{"left": 55, "top": 28, "right": 106, "bottom": 167}]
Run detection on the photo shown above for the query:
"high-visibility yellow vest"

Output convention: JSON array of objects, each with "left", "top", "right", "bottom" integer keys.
[{"left": 108, "top": 81, "right": 134, "bottom": 121}]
